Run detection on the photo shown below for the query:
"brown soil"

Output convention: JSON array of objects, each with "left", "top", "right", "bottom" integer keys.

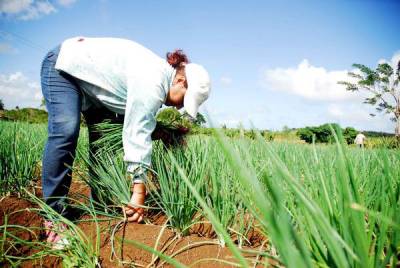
[
  {"left": 0, "top": 179, "right": 267, "bottom": 268},
  {"left": 0, "top": 196, "right": 61, "bottom": 268}
]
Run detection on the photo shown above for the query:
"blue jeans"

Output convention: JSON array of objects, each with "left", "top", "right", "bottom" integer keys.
[
  {"left": 41, "top": 45, "right": 82, "bottom": 217},
  {"left": 41, "top": 45, "right": 124, "bottom": 218}
]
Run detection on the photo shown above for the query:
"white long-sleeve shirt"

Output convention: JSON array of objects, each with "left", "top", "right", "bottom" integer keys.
[
  {"left": 55, "top": 36, "right": 176, "bottom": 173},
  {"left": 354, "top": 133, "right": 366, "bottom": 145}
]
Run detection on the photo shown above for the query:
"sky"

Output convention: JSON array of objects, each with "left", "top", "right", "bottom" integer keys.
[{"left": 0, "top": 0, "right": 399, "bottom": 132}]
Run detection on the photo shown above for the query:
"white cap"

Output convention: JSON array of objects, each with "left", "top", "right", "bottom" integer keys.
[{"left": 184, "top": 63, "right": 211, "bottom": 118}]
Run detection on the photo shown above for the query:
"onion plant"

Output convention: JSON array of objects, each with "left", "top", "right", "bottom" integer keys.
[
  {"left": 210, "top": 126, "right": 400, "bottom": 267},
  {"left": 203, "top": 139, "right": 254, "bottom": 247},
  {"left": 0, "top": 121, "right": 88, "bottom": 196},
  {"left": 0, "top": 191, "right": 101, "bottom": 267},
  {"left": 149, "top": 140, "right": 208, "bottom": 235},
  {"left": 91, "top": 112, "right": 191, "bottom": 156},
  {"left": 0, "top": 121, "right": 45, "bottom": 195},
  {"left": 4, "top": 120, "right": 400, "bottom": 267},
  {"left": 29, "top": 191, "right": 101, "bottom": 267},
  {"left": 75, "top": 149, "right": 131, "bottom": 211}
]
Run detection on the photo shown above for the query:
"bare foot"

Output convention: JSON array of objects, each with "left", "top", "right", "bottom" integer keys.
[{"left": 124, "top": 183, "right": 146, "bottom": 223}]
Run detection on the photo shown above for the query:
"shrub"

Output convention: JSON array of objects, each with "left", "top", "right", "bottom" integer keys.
[
  {"left": 297, "top": 127, "right": 314, "bottom": 143},
  {"left": 1, "top": 108, "right": 48, "bottom": 124},
  {"left": 343, "top": 127, "right": 358, "bottom": 144},
  {"left": 261, "top": 130, "right": 275, "bottom": 141},
  {"left": 297, "top": 123, "right": 354, "bottom": 144},
  {"left": 367, "top": 136, "right": 400, "bottom": 149}
]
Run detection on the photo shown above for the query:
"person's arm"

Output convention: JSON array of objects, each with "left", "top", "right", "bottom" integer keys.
[{"left": 122, "top": 73, "right": 165, "bottom": 183}]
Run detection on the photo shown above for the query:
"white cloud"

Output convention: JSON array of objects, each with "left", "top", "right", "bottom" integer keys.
[
  {"left": 0, "top": 0, "right": 56, "bottom": 20},
  {"left": 19, "top": 1, "right": 56, "bottom": 20},
  {"left": 263, "top": 52, "right": 400, "bottom": 102},
  {"left": 57, "top": 0, "right": 76, "bottom": 7},
  {"left": 327, "top": 103, "right": 394, "bottom": 132},
  {"left": 0, "top": 0, "right": 31, "bottom": 14},
  {"left": 378, "top": 51, "right": 400, "bottom": 68},
  {"left": 392, "top": 52, "right": 400, "bottom": 68},
  {"left": 263, "top": 59, "right": 356, "bottom": 101},
  {"left": 328, "top": 103, "right": 370, "bottom": 122},
  {"left": 0, "top": 72, "right": 42, "bottom": 109},
  {"left": 220, "top": 76, "right": 232, "bottom": 86},
  {"left": 327, "top": 104, "right": 344, "bottom": 118},
  {"left": 0, "top": 42, "right": 17, "bottom": 54},
  {"left": 260, "top": 51, "right": 400, "bottom": 133}
]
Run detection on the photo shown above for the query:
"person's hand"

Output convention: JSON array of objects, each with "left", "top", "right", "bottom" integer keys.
[{"left": 124, "top": 183, "right": 146, "bottom": 223}]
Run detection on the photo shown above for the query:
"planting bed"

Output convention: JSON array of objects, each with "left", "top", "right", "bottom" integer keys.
[{"left": 0, "top": 179, "right": 265, "bottom": 267}]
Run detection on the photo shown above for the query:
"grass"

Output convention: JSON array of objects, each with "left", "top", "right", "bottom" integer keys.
[{"left": 1, "top": 120, "right": 399, "bottom": 267}]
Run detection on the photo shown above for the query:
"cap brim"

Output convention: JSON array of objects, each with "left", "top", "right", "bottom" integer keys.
[{"left": 183, "top": 89, "right": 199, "bottom": 118}]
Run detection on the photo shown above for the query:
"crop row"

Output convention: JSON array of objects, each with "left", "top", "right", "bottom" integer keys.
[{"left": 1, "top": 121, "right": 399, "bottom": 267}]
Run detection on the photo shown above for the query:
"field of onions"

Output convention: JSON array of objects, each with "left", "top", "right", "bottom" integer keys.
[{"left": 1, "top": 120, "right": 399, "bottom": 267}]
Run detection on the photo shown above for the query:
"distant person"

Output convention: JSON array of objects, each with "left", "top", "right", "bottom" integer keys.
[
  {"left": 40, "top": 37, "right": 211, "bottom": 247},
  {"left": 354, "top": 132, "right": 366, "bottom": 148}
]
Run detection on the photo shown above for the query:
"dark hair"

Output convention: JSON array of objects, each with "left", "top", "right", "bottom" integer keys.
[{"left": 166, "top": 49, "right": 189, "bottom": 69}]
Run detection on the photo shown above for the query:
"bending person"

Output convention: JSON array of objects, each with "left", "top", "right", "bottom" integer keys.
[{"left": 40, "top": 36, "right": 211, "bottom": 245}]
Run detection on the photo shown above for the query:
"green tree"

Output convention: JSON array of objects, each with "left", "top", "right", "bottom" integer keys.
[
  {"left": 262, "top": 130, "right": 275, "bottom": 141},
  {"left": 339, "top": 60, "right": 400, "bottom": 138},
  {"left": 343, "top": 127, "right": 358, "bottom": 144},
  {"left": 0, "top": 99, "right": 4, "bottom": 110},
  {"left": 194, "top": 112, "right": 206, "bottom": 126},
  {"left": 297, "top": 123, "right": 342, "bottom": 144},
  {"left": 297, "top": 127, "right": 314, "bottom": 143}
]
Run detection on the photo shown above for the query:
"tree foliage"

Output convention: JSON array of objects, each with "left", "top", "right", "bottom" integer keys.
[
  {"left": 1, "top": 108, "right": 48, "bottom": 124},
  {"left": 343, "top": 127, "right": 358, "bottom": 144},
  {"left": 338, "top": 60, "right": 400, "bottom": 136},
  {"left": 193, "top": 112, "right": 206, "bottom": 126},
  {"left": 297, "top": 123, "right": 357, "bottom": 144}
]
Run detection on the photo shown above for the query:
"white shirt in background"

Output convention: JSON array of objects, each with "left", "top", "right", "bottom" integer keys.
[{"left": 354, "top": 133, "right": 366, "bottom": 145}]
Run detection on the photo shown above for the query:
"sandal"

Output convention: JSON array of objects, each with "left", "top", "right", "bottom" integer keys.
[{"left": 44, "top": 220, "right": 70, "bottom": 250}]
